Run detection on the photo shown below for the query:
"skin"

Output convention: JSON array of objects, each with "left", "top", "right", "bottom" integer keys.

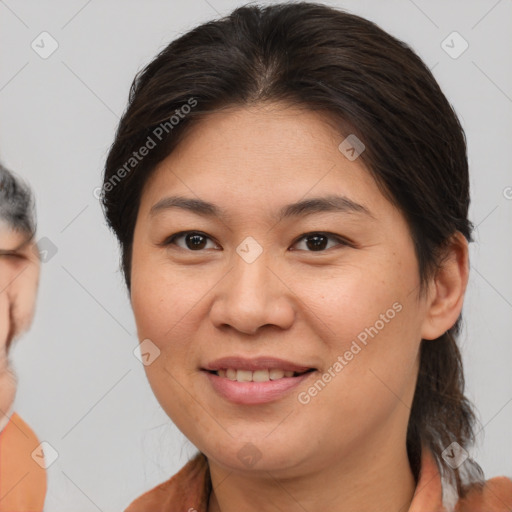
[
  {"left": 0, "top": 222, "right": 40, "bottom": 432},
  {"left": 130, "top": 103, "right": 469, "bottom": 512}
]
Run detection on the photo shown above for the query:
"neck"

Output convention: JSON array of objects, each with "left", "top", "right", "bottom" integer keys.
[
  {"left": 0, "top": 364, "right": 16, "bottom": 433},
  {"left": 0, "top": 404, "right": 13, "bottom": 433},
  {"left": 207, "top": 439, "right": 416, "bottom": 512}
]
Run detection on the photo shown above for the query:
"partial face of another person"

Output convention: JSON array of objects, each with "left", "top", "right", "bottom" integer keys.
[
  {"left": 129, "top": 103, "right": 459, "bottom": 477},
  {"left": 0, "top": 222, "right": 40, "bottom": 424}
]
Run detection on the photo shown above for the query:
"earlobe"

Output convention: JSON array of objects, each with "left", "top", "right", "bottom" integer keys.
[{"left": 420, "top": 232, "right": 469, "bottom": 341}]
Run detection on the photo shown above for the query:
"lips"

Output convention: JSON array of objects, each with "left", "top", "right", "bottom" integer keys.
[
  {"left": 203, "top": 368, "right": 316, "bottom": 404},
  {"left": 202, "top": 356, "right": 315, "bottom": 373},
  {"left": 200, "top": 356, "right": 318, "bottom": 404}
]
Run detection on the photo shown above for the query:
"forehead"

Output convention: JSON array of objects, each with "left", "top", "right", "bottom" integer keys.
[
  {"left": 172, "top": 103, "right": 347, "bottom": 161},
  {"left": 140, "top": 103, "right": 388, "bottom": 216}
]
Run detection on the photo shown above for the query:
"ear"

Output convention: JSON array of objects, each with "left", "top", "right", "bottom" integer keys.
[{"left": 420, "top": 232, "right": 469, "bottom": 340}]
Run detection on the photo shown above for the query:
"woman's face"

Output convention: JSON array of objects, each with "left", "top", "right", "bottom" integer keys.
[{"left": 130, "top": 103, "right": 434, "bottom": 476}]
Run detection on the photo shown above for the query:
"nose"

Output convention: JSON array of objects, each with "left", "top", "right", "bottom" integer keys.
[{"left": 209, "top": 247, "right": 295, "bottom": 335}]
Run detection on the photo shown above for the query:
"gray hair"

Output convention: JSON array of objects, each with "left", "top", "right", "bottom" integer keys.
[{"left": 0, "top": 162, "right": 36, "bottom": 237}]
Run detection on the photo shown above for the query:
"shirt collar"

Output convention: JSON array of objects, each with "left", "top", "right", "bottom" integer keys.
[{"left": 127, "top": 445, "right": 448, "bottom": 512}]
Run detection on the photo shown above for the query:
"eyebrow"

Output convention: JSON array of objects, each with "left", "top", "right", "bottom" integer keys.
[{"left": 149, "top": 194, "right": 374, "bottom": 222}]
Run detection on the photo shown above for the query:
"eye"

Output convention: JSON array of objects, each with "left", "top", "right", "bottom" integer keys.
[
  {"left": 0, "top": 250, "right": 25, "bottom": 261},
  {"left": 291, "top": 232, "right": 351, "bottom": 252},
  {"left": 161, "top": 231, "right": 351, "bottom": 252},
  {"left": 162, "top": 231, "right": 220, "bottom": 251}
]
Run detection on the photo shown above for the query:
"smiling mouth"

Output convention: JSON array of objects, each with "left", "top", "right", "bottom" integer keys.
[{"left": 205, "top": 368, "right": 315, "bottom": 382}]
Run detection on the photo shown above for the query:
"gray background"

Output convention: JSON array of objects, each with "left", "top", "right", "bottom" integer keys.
[{"left": 1, "top": 0, "right": 511, "bottom": 510}]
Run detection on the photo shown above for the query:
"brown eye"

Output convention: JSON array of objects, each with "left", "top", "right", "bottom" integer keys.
[
  {"left": 163, "top": 231, "right": 219, "bottom": 251},
  {"left": 291, "top": 232, "right": 349, "bottom": 252}
]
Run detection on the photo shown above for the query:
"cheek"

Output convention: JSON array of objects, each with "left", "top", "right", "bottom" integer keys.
[
  {"left": 0, "top": 293, "right": 9, "bottom": 349},
  {"left": 303, "top": 251, "right": 416, "bottom": 340},
  {"left": 10, "top": 265, "right": 39, "bottom": 335},
  {"left": 130, "top": 272, "right": 209, "bottom": 440},
  {"left": 129, "top": 253, "right": 212, "bottom": 389},
  {"left": 131, "top": 262, "right": 202, "bottom": 346},
  {"left": 302, "top": 249, "right": 422, "bottom": 397}
]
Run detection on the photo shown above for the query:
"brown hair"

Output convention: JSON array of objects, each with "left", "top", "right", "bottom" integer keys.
[{"left": 101, "top": 1, "right": 484, "bottom": 497}]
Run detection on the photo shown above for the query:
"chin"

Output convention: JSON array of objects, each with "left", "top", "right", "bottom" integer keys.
[{"left": 199, "top": 434, "right": 308, "bottom": 474}]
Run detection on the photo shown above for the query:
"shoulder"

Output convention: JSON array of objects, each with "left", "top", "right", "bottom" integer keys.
[
  {"left": 455, "top": 475, "right": 512, "bottom": 512},
  {"left": 1, "top": 411, "right": 44, "bottom": 459},
  {"left": 124, "top": 451, "right": 210, "bottom": 512},
  {"left": 0, "top": 412, "right": 47, "bottom": 511}
]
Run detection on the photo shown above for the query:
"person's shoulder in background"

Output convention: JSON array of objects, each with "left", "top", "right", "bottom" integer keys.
[{"left": 0, "top": 412, "right": 47, "bottom": 512}]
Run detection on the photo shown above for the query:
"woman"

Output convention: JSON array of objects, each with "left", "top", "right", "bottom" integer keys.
[
  {"left": 101, "top": 2, "right": 512, "bottom": 511},
  {"left": 0, "top": 163, "right": 46, "bottom": 511}
]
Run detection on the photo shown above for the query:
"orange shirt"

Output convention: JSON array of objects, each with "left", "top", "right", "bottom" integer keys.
[
  {"left": 0, "top": 412, "right": 47, "bottom": 512},
  {"left": 125, "top": 448, "right": 512, "bottom": 512}
]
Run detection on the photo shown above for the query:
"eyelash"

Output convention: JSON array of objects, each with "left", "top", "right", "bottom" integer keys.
[{"left": 161, "top": 231, "right": 353, "bottom": 253}]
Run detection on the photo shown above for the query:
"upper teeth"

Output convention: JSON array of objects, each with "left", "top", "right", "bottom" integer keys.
[{"left": 216, "top": 369, "right": 296, "bottom": 382}]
